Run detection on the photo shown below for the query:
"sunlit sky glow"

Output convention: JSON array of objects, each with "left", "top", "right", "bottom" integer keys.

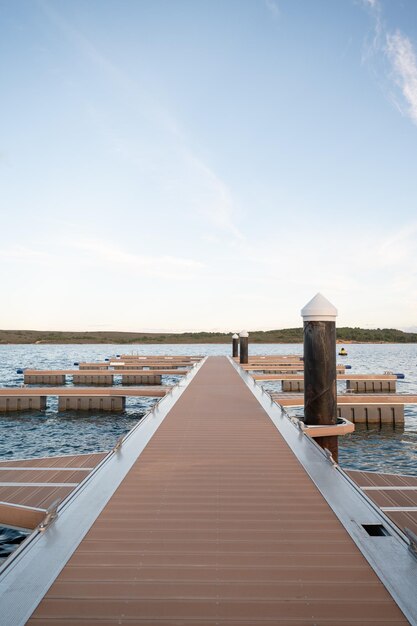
[{"left": 1, "top": 0, "right": 416, "bottom": 332}]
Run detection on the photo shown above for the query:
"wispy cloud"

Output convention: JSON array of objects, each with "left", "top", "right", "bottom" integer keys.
[
  {"left": 70, "top": 238, "right": 204, "bottom": 280},
  {"left": 355, "top": 221, "right": 417, "bottom": 271},
  {"left": 265, "top": 0, "right": 280, "bottom": 19},
  {"left": 181, "top": 150, "right": 245, "bottom": 241},
  {"left": 0, "top": 239, "right": 204, "bottom": 281},
  {"left": 361, "top": 1, "right": 417, "bottom": 127},
  {"left": 38, "top": 0, "right": 243, "bottom": 241},
  {"left": 0, "top": 245, "right": 52, "bottom": 262},
  {"left": 386, "top": 31, "right": 417, "bottom": 125}
]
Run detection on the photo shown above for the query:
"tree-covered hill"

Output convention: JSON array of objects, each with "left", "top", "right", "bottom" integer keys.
[{"left": 0, "top": 327, "right": 416, "bottom": 344}]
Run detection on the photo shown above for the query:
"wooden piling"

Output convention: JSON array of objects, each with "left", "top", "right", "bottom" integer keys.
[
  {"left": 232, "top": 333, "right": 239, "bottom": 358},
  {"left": 301, "top": 294, "right": 338, "bottom": 461},
  {"left": 239, "top": 330, "right": 249, "bottom": 364}
]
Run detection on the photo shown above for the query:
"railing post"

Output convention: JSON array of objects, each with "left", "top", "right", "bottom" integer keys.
[
  {"left": 301, "top": 293, "right": 338, "bottom": 461},
  {"left": 232, "top": 333, "right": 239, "bottom": 358},
  {"left": 239, "top": 330, "right": 249, "bottom": 364}
]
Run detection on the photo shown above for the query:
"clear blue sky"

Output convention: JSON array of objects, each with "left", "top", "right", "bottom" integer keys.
[{"left": 1, "top": 0, "right": 416, "bottom": 332}]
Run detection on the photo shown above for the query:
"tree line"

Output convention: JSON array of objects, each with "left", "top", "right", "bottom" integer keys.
[{"left": 0, "top": 327, "right": 416, "bottom": 344}]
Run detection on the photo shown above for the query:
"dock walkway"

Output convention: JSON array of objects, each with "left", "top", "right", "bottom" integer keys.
[{"left": 1, "top": 357, "right": 415, "bottom": 624}]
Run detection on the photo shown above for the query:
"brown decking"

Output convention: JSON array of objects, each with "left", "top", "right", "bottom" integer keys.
[
  {"left": 270, "top": 392, "right": 417, "bottom": 406},
  {"left": 348, "top": 469, "right": 417, "bottom": 537},
  {"left": 27, "top": 357, "right": 408, "bottom": 624},
  {"left": 0, "top": 453, "right": 106, "bottom": 528}
]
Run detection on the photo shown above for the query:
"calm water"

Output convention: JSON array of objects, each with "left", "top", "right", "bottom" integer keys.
[{"left": 0, "top": 343, "right": 416, "bottom": 475}]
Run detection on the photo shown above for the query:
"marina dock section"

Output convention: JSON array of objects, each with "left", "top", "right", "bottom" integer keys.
[
  {"left": 254, "top": 372, "right": 399, "bottom": 392},
  {"left": 21, "top": 369, "right": 188, "bottom": 385},
  {"left": 0, "top": 356, "right": 417, "bottom": 624},
  {"left": 0, "top": 386, "right": 170, "bottom": 412},
  {"left": 269, "top": 391, "right": 417, "bottom": 425}
]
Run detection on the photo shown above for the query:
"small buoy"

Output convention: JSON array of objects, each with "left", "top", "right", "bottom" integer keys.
[
  {"left": 73, "top": 362, "right": 79, "bottom": 366},
  {"left": 395, "top": 373, "right": 405, "bottom": 379},
  {"left": 16, "top": 369, "right": 24, "bottom": 375}
]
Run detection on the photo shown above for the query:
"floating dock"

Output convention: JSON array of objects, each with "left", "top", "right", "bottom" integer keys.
[
  {"left": 254, "top": 373, "right": 398, "bottom": 392},
  {"left": 79, "top": 357, "right": 200, "bottom": 370},
  {"left": 269, "top": 392, "right": 417, "bottom": 425},
  {"left": 0, "top": 453, "right": 106, "bottom": 529},
  {"left": 21, "top": 369, "right": 188, "bottom": 385},
  {"left": 0, "top": 386, "right": 170, "bottom": 412},
  {"left": 1, "top": 356, "right": 416, "bottom": 624},
  {"left": 241, "top": 364, "right": 348, "bottom": 373},
  {"left": 348, "top": 470, "right": 417, "bottom": 537}
]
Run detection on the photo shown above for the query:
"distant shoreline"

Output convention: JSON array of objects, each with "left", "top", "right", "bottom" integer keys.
[{"left": 1, "top": 328, "right": 416, "bottom": 345}]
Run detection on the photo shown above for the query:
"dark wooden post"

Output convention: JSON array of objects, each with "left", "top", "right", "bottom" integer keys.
[
  {"left": 232, "top": 333, "right": 239, "bottom": 358},
  {"left": 301, "top": 293, "right": 338, "bottom": 461},
  {"left": 239, "top": 330, "right": 249, "bottom": 364}
]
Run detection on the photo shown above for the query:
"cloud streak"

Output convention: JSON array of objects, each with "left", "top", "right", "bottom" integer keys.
[
  {"left": 0, "top": 245, "right": 53, "bottom": 262},
  {"left": 361, "top": 0, "right": 417, "bottom": 127},
  {"left": 70, "top": 239, "right": 204, "bottom": 280},
  {"left": 180, "top": 150, "right": 245, "bottom": 241},
  {"left": 386, "top": 31, "right": 417, "bottom": 125},
  {"left": 0, "top": 239, "right": 204, "bottom": 281},
  {"left": 265, "top": 0, "right": 280, "bottom": 19},
  {"left": 38, "top": 0, "right": 244, "bottom": 241}
]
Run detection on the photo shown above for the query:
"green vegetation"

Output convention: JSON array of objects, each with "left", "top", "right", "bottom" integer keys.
[
  {"left": 0, "top": 327, "right": 416, "bottom": 344},
  {"left": 336, "top": 327, "right": 417, "bottom": 343}
]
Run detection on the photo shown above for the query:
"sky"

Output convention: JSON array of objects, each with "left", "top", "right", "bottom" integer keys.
[{"left": 0, "top": 0, "right": 416, "bottom": 332}]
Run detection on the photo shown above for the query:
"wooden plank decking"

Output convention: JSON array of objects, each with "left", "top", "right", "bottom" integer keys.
[
  {"left": 348, "top": 470, "right": 417, "bottom": 537},
  {"left": 270, "top": 393, "right": 417, "bottom": 406},
  {"left": 24, "top": 357, "right": 410, "bottom": 624},
  {"left": 0, "top": 454, "right": 107, "bottom": 528}
]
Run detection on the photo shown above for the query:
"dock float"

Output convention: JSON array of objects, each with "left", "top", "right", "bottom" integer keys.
[
  {"left": 269, "top": 392, "right": 417, "bottom": 425},
  {"left": 233, "top": 356, "right": 304, "bottom": 364},
  {"left": 0, "top": 386, "right": 170, "bottom": 412},
  {"left": 254, "top": 373, "right": 398, "bottom": 392},
  {"left": 21, "top": 370, "right": 188, "bottom": 385},
  {"left": 241, "top": 364, "right": 348, "bottom": 373},
  {"left": 1, "top": 356, "right": 416, "bottom": 624},
  {"left": 79, "top": 362, "right": 196, "bottom": 370},
  {"left": 115, "top": 355, "right": 202, "bottom": 362}
]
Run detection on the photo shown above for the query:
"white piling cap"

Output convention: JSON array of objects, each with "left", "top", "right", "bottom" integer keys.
[
  {"left": 301, "top": 293, "right": 338, "bottom": 322},
  {"left": 239, "top": 330, "right": 249, "bottom": 338},
  {"left": 232, "top": 333, "right": 239, "bottom": 339}
]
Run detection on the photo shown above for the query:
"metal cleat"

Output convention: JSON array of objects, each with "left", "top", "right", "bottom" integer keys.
[
  {"left": 38, "top": 499, "right": 61, "bottom": 532},
  {"left": 324, "top": 447, "right": 338, "bottom": 467}
]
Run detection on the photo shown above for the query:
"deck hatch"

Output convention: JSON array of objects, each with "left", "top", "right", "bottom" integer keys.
[{"left": 362, "top": 523, "right": 390, "bottom": 537}]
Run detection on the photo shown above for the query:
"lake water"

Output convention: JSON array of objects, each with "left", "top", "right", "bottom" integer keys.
[{"left": 0, "top": 343, "right": 416, "bottom": 476}]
